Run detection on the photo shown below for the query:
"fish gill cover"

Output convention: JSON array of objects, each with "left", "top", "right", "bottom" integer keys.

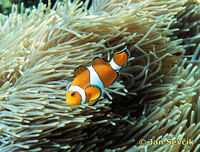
[{"left": 0, "top": 0, "right": 200, "bottom": 151}]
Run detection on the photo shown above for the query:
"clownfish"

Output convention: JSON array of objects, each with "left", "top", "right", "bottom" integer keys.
[{"left": 66, "top": 46, "right": 130, "bottom": 105}]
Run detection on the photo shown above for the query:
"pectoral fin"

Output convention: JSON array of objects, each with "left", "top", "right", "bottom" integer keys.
[{"left": 85, "top": 85, "right": 102, "bottom": 101}]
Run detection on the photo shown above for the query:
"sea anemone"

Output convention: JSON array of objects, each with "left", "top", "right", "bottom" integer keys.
[{"left": 0, "top": 0, "right": 200, "bottom": 151}]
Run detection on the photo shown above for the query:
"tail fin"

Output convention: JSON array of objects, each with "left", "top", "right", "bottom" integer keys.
[{"left": 110, "top": 46, "right": 130, "bottom": 70}]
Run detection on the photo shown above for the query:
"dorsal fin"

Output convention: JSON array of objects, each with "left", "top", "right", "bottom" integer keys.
[
  {"left": 73, "top": 65, "right": 88, "bottom": 77},
  {"left": 92, "top": 57, "right": 108, "bottom": 67}
]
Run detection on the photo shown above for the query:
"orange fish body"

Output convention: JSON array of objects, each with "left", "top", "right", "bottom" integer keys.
[{"left": 66, "top": 47, "right": 130, "bottom": 105}]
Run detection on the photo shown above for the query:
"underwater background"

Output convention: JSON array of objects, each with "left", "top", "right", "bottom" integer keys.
[{"left": 0, "top": 0, "right": 200, "bottom": 151}]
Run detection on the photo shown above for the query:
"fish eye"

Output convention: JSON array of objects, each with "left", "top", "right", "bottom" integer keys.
[{"left": 71, "top": 92, "right": 76, "bottom": 96}]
